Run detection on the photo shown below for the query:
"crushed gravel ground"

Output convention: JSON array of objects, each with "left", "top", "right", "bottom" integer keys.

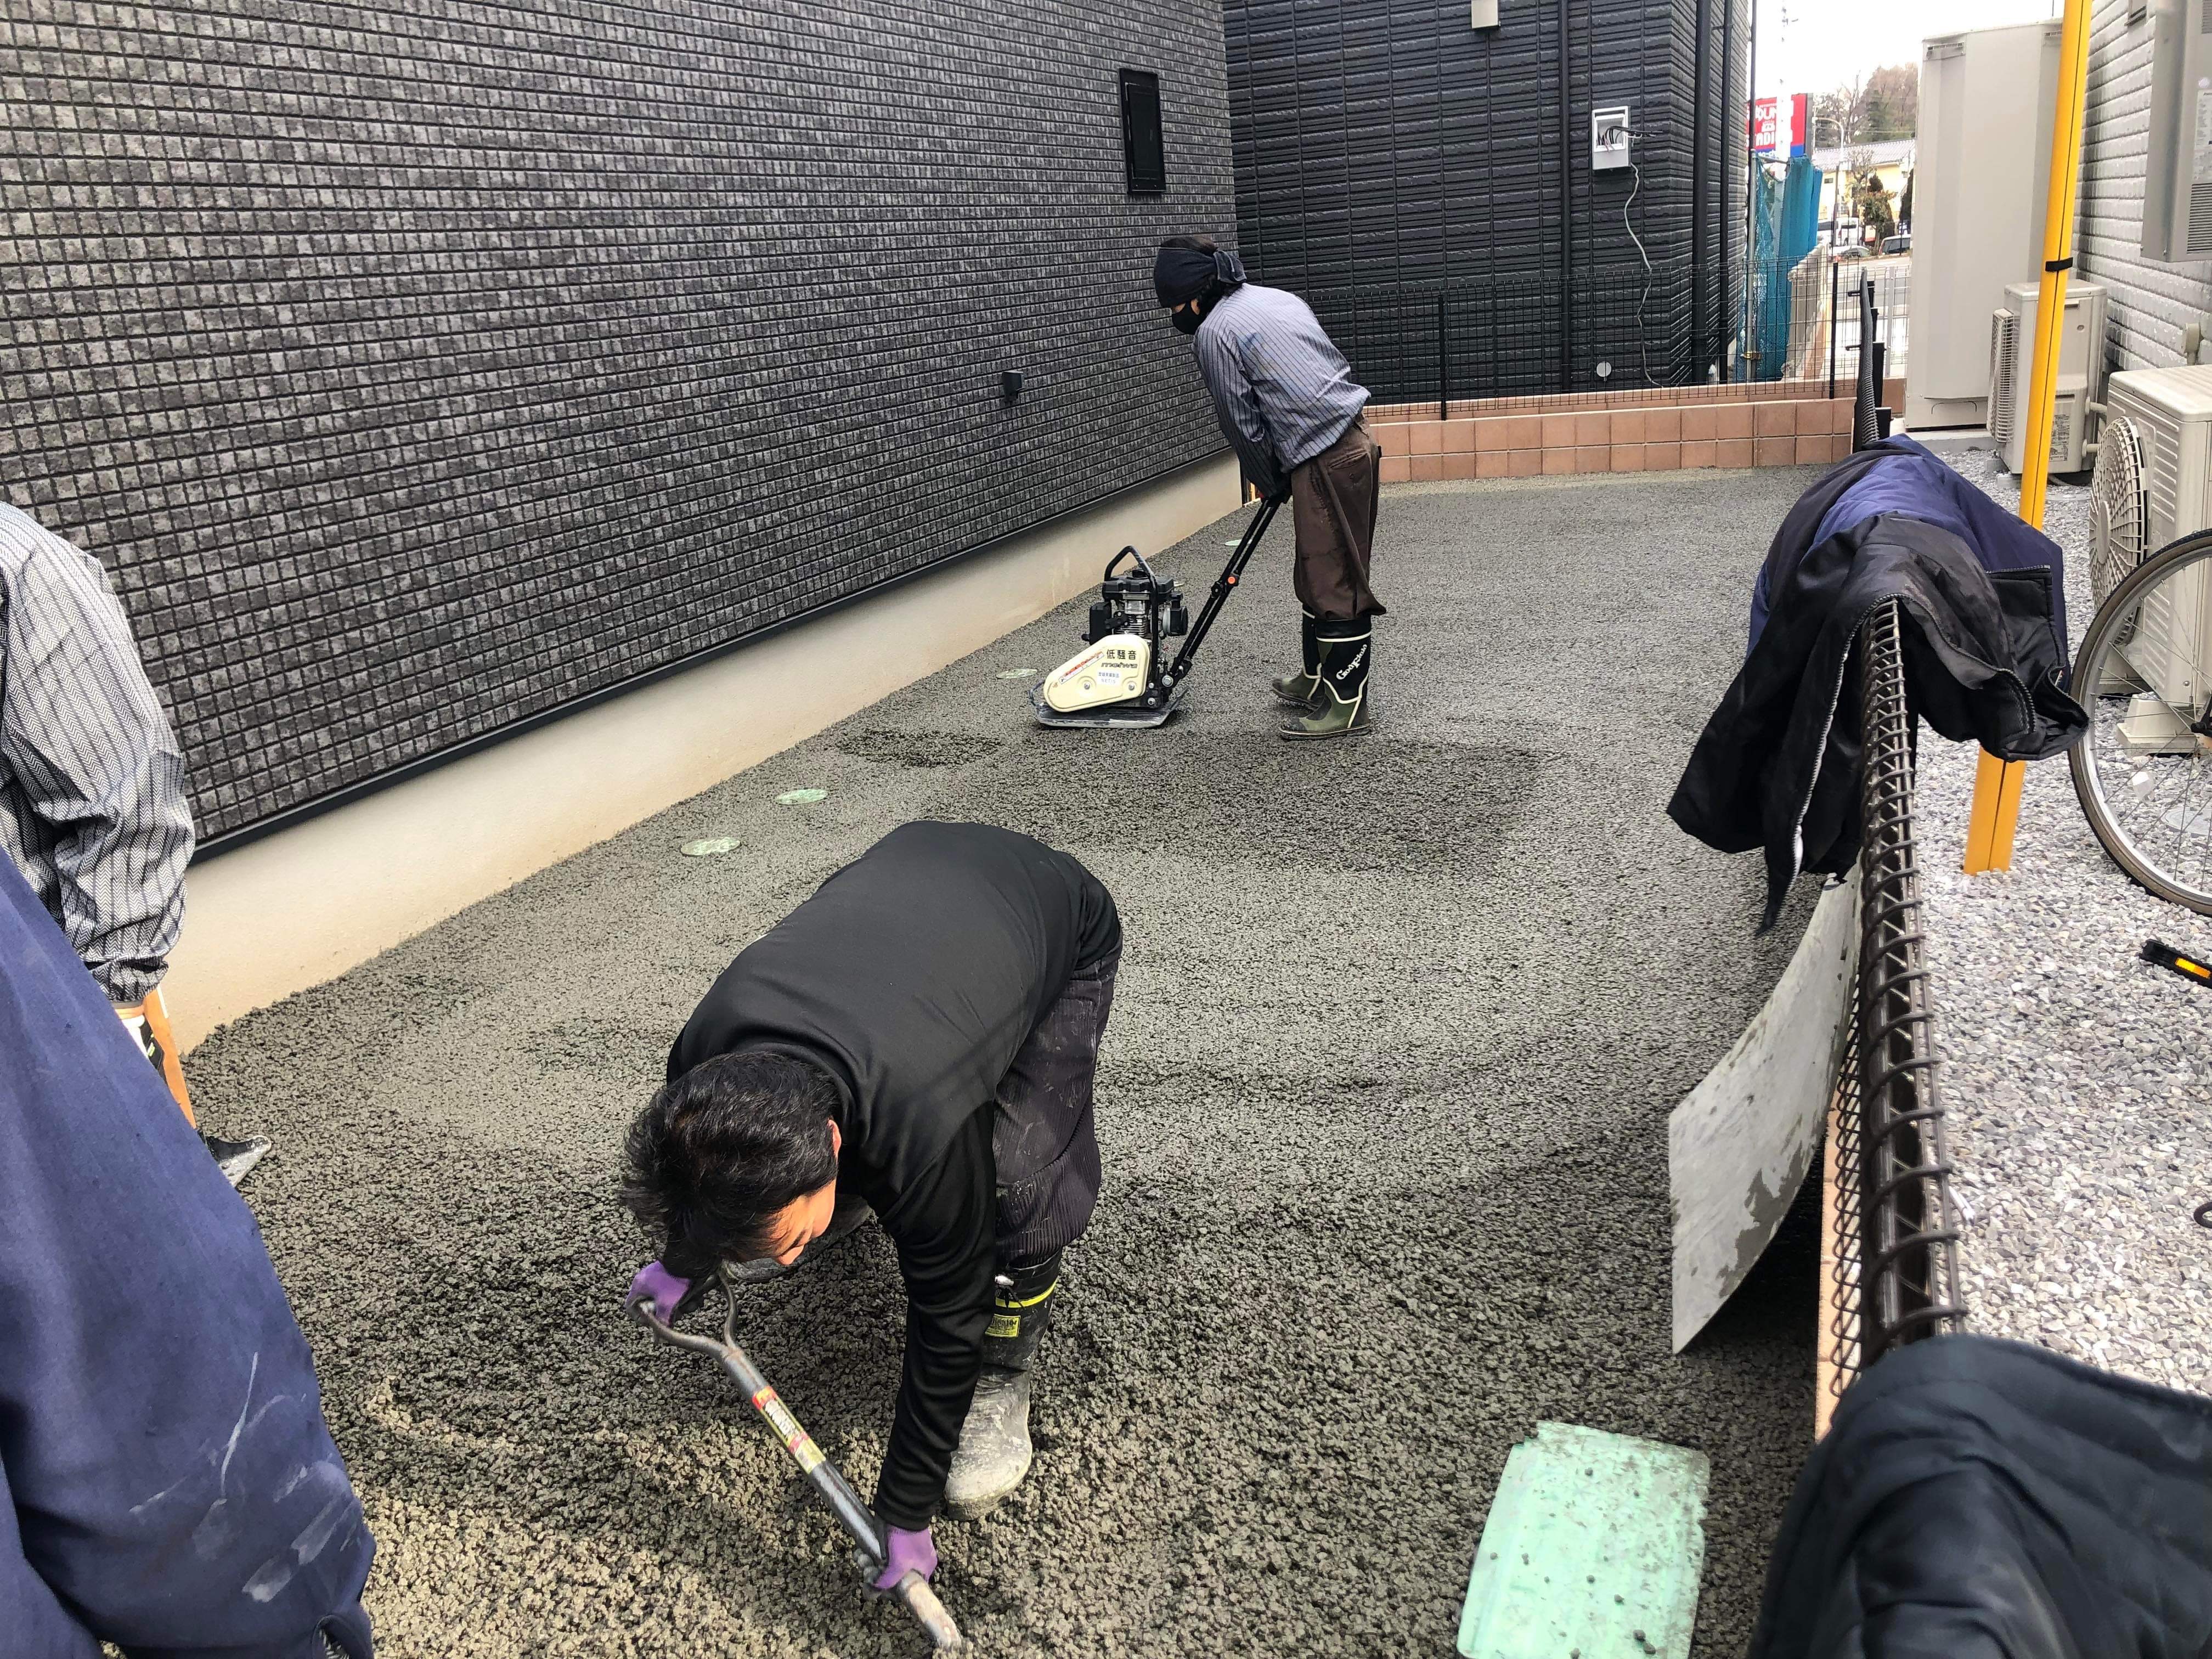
[
  {"left": 188, "top": 469, "right": 1827, "bottom": 1657},
  {"left": 1918, "top": 450, "right": 2212, "bottom": 1397}
]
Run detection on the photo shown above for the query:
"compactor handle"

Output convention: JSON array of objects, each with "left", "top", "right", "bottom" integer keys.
[
  {"left": 1162, "top": 493, "right": 1284, "bottom": 687},
  {"left": 1101, "top": 545, "right": 1159, "bottom": 584}
]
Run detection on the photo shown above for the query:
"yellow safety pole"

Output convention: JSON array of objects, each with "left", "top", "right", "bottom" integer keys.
[{"left": 1964, "top": 0, "right": 2091, "bottom": 874}]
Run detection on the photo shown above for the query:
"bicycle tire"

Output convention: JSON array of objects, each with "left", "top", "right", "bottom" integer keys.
[{"left": 2068, "top": 527, "right": 2212, "bottom": 915}]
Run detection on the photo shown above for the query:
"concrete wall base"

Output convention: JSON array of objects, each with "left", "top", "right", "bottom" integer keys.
[{"left": 167, "top": 455, "right": 1240, "bottom": 1049}]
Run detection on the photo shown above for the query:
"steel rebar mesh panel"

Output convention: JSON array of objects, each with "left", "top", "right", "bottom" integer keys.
[
  {"left": 1852, "top": 279, "right": 1882, "bottom": 451},
  {"left": 1854, "top": 599, "right": 1966, "bottom": 1364},
  {"left": 1824, "top": 997, "right": 1866, "bottom": 1407}
]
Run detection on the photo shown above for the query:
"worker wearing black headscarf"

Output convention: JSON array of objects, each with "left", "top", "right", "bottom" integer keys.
[{"left": 1154, "top": 235, "right": 1384, "bottom": 740}]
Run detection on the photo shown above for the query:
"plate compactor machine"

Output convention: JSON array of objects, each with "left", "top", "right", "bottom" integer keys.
[{"left": 1033, "top": 493, "right": 1283, "bottom": 729}]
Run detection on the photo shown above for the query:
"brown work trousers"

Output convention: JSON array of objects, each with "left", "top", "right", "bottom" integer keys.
[{"left": 1290, "top": 415, "right": 1385, "bottom": 622}]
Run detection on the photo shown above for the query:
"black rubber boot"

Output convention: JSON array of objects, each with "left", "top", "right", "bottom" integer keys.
[
  {"left": 1281, "top": 620, "right": 1373, "bottom": 740},
  {"left": 1271, "top": 610, "right": 1323, "bottom": 708},
  {"left": 946, "top": 1254, "right": 1060, "bottom": 1516},
  {"left": 981, "top": 1253, "right": 1059, "bottom": 1372}
]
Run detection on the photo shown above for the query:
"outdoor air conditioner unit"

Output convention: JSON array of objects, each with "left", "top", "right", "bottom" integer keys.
[
  {"left": 2143, "top": 0, "right": 2212, "bottom": 262},
  {"left": 1905, "top": 21, "right": 2064, "bottom": 429},
  {"left": 2102, "top": 365, "right": 2212, "bottom": 745},
  {"left": 1988, "top": 280, "right": 2107, "bottom": 474}
]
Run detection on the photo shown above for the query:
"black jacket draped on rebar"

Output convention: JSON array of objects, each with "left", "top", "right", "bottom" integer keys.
[
  {"left": 1748, "top": 1335, "right": 2212, "bottom": 1659},
  {"left": 1667, "top": 442, "right": 2086, "bottom": 929}
]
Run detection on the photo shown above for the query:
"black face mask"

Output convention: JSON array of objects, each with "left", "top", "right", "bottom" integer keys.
[{"left": 1171, "top": 304, "right": 1203, "bottom": 336}]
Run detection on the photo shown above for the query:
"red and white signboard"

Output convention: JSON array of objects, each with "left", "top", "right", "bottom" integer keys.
[{"left": 1750, "top": 93, "right": 1810, "bottom": 159}]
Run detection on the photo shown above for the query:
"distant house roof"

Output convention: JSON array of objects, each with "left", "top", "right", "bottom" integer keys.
[{"left": 1810, "top": 138, "right": 1916, "bottom": 172}]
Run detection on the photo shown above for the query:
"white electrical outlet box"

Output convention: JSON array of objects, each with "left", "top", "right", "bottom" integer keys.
[
  {"left": 1469, "top": 0, "right": 1499, "bottom": 26},
  {"left": 1592, "top": 106, "right": 1631, "bottom": 171}
]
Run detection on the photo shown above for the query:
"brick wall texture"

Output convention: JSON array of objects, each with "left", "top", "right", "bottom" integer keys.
[
  {"left": 1, "top": 1, "right": 1235, "bottom": 842},
  {"left": 1221, "top": 0, "right": 1749, "bottom": 403},
  {"left": 2082, "top": 0, "right": 2212, "bottom": 371}
]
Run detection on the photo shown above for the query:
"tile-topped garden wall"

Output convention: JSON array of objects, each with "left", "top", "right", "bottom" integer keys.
[{"left": 1367, "top": 378, "right": 1909, "bottom": 482}]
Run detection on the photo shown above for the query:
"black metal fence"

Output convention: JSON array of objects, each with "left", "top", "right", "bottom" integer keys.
[{"left": 1304, "top": 256, "right": 1911, "bottom": 411}]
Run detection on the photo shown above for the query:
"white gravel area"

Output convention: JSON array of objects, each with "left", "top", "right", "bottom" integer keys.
[{"left": 1913, "top": 448, "right": 2212, "bottom": 1397}]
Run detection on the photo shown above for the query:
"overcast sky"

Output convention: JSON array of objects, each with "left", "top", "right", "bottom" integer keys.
[{"left": 1753, "top": 0, "right": 2061, "bottom": 104}]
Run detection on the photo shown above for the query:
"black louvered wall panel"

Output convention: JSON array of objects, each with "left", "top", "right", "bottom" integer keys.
[{"left": 1224, "top": 0, "right": 1749, "bottom": 402}]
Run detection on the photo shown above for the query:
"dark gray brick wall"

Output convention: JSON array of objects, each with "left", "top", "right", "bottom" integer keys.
[
  {"left": 1222, "top": 0, "right": 1748, "bottom": 402},
  {"left": 1, "top": 0, "right": 1234, "bottom": 843}
]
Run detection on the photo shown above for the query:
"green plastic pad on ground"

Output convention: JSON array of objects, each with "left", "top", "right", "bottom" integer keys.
[{"left": 1457, "top": 1422, "right": 1710, "bottom": 1659}]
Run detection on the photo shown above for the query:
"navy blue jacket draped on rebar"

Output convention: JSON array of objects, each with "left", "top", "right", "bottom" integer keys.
[
  {"left": 1746, "top": 436, "right": 2072, "bottom": 651},
  {"left": 0, "top": 855, "right": 375, "bottom": 1658},
  {"left": 1670, "top": 437, "right": 2085, "bottom": 928},
  {"left": 1749, "top": 1335, "right": 2212, "bottom": 1659}
]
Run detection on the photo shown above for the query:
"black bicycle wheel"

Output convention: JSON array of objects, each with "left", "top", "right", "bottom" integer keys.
[{"left": 2069, "top": 527, "right": 2212, "bottom": 914}]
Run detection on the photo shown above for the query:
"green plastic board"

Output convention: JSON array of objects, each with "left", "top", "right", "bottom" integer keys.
[{"left": 1457, "top": 1423, "right": 1710, "bottom": 1659}]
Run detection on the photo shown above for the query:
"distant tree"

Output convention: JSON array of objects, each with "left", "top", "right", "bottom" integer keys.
[
  {"left": 1898, "top": 169, "right": 1915, "bottom": 232},
  {"left": 1861, "top": 64, "right": 1918, "bottom": 141},
  {"left": 1814, "top": 76, "right": 1868, "bottom": 148},
  {"left": 1815, "top": 67, "right": 1917, "bottom": 151},
  {"left": 1856, "top": 174, "right": 1897, "bottom": 243}
]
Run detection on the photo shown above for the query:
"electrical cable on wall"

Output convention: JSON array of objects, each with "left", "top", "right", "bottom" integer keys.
[{"left": 1620, "top": 145, "right": 1662, "bottom": 388}]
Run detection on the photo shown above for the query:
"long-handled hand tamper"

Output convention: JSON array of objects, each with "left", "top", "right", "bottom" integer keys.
[{"left": 630, "top": 1266, "right": 963, "bottom": 1650}]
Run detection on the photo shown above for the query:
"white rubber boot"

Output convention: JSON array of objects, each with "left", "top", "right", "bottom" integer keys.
[
  {"left": 944, "top": 1366, "right": 1034, "bottom": 1517},
  {"left": 203, "top": 1131, "right": 271, "bottom": 1187}
]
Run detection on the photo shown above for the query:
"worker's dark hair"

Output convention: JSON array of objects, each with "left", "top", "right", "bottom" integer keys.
[{"left": 621, "top": 1052, "right": 842, "bottom": 1278}]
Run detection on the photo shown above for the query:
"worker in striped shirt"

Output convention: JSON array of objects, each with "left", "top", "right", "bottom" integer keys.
[
  {"left": 0, "top": 499, "right": 268, "bottom": 1183},
  {"left": 1154, "top": 235, "right": 1384, "bottom": 740}
]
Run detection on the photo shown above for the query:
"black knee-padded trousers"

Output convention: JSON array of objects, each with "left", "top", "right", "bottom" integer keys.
[
  {"left": 991, "top": 947, "right": 1118, "bottom": 1265},
  {"left": 981, "top": 947, "right": 1118, "bottom": 1368}
]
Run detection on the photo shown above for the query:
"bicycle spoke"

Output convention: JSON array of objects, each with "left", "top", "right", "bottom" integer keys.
[
  {"left": 2180, "top": 749, "right": 2212, "bottom": 883},
  {"left": 2072, "top": 533, "right": 2212, "bottom": 914}
]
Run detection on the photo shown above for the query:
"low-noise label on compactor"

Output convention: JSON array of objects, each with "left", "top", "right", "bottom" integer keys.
[{"left": 753, "top": 1385, "right": 827, "bottom": 1474}]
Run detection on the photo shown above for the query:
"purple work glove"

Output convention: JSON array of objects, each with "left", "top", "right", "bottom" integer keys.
[
  {"left": 873, "top": 1525, "right": 937, "bottom": 1591},
  {"left": 625, "top": 1260, "right": 692, "bottom": 1323}
]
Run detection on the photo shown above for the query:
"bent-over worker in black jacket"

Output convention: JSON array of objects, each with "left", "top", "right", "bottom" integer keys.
[{"left": 621, "top": 821, "right": 1120, "bottom": 1592}]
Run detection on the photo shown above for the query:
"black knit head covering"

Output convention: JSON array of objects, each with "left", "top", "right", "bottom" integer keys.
[{"left": 1154, "top": 241, "right": 1246, "bottom": 307}]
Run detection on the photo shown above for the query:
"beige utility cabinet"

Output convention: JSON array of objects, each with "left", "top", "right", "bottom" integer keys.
[{"left": 1905, "top": 20, "right": 2063, "bottom": 431}]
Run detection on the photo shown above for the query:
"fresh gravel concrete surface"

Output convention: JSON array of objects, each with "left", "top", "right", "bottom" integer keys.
[
  {"left": 1919, "top": 453, "right": 2212, "bottom": 1397},
  {"left": 189, "top": 469, "right": 1829, "bottom": 1657}
]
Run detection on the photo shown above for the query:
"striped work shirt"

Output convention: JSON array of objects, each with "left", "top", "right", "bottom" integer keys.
[
  {"left": 0, "top": 502, "right": 193, "bottom": 1003},
  {"left": 1189, "top": 282, "right": 1369, "bottom": 499}
]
